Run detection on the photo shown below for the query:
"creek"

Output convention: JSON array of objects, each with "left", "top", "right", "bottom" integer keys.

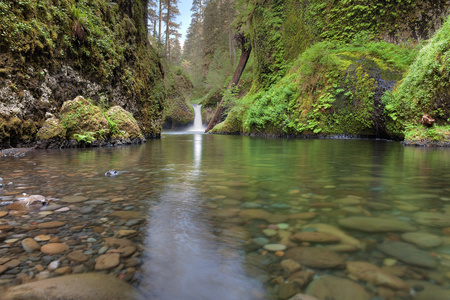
[{"left": 1, "top": 134, "right": 450, "bottom": 299}]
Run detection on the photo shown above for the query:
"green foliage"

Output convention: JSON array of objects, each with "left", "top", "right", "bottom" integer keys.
[
  {"left": 73, "top": 131, "right": 96, "bottom": 144},
  {"left": 404, "top": 124, "right": 450, "bottom": 142},
  {"left": 385, "top": 15, "right": 450, "bottom": 138}
]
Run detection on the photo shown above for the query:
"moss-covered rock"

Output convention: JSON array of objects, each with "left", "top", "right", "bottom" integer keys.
[
  {"left": 105, "top": 106, "right": 144, "bottom": 141},
  {"left": 36, "top": 117, "right": 66, "bottom": 140},
  {"left": 60, "top": 96, "right": 110, "bottom": 141}
]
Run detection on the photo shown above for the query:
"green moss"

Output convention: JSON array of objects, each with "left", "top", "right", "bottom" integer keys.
[
  {"left": 385, "top": 15, "right": 450, "bottom": 140},
  {"left": 36, "top": 117, "right": 66, "bottom": 140},
  {"left": 105, "top": 106, "right": 143, "bottom": 139},
  {"left": 60, "top": 96, "right": 109, "bottom": 140}
]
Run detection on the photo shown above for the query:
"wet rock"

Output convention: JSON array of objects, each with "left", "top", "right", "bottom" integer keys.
[
  {"left": 264, "top": 244, "right": 287, "bottom": 252},
  {"left": 302, "top": 223, "right": 361, "bottom": 248},
  {"left": 2, "top": 273, "right": 141, "bottom": 300},
  {"left": 41, "top": 243, "right": 69, "bottom": 255},
  {"left": 338, "top": 217, "right": 417, "bottom": 232},
  {"left": 37, "top": 221, "right": 65, "bottom": 229},
  {"left": 401, "top": 232, "right": 442, "bottom": 248},
  {"left": 414, "top": 212, "right": 450, "bottom": 227},
  {"left": 118, "top": 229, "right": 137, "bottom": 237},
  {"left": 95, "top": 253, "right": 120, "bottom": 270},
  {"left": 377, "top": 241, "right": 438, "bottom": 269},
  {"left": 407, "top": 279, "right": 450, "bottom": 300},
  {"left": 305, "top": 275, "right": 371, "bottom": 300},
  {"left": 285, "top": 247, "right": 345, "bottom": 269},
  {"left": 290, "top": 232, "right": 340, "bottom": 243},
  {"left": 21, "top": 238, "right": 41, "bottom": 252},
  {"left": 67, "top": 250, "right": 90, "bottom": 263},
  {"left": 347, "top": 261, "right": 409, "bottom": 290},
  {"left": 109, "top": 211, "right": 143, "bottom": 220},
  {"left": 0, "top": 211, "right": 9, "bottom": 218},
  {"left": 61, "top": 195, "right": 88, "bottom": 203},
  {"left": 288, "top": 212, "right": 318, "bottom": 220},
  {"left": 239, "top": 209, "right": 271, "bottom": 220},
  {"left": 280, "top": 259, "right": 302, "bottom": 274}
]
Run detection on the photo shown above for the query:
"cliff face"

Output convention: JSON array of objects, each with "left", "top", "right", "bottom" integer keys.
[
  {"left": 0, "top": 0, "right": 164, "bottom": 149},
  {"left": 213, "top": 0, "right": 450, "bottom": 140}
]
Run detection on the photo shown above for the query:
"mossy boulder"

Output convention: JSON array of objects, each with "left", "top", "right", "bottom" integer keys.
[
  {"left": 60, "top": 96, "right": 110, "bottom": 141},
  {"left": 36, "top": 117, "right": 66, "bottom": 140},
  {"left": 105, "top": 106, "right": 145, "bottom": 141}
]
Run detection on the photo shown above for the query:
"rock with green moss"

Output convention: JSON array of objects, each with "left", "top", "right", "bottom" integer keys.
[
  {"left": 105, "top": 106, "right": 145, "bottom": 144},
  {"left": 60, "top": 96, "right": 110, "bottom": 142},
  {"left": 35, "top": 116, "right": 66, "bottom": 148}
]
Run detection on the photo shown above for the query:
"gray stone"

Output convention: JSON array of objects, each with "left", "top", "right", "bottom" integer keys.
[
  {"left": 414, "top": 212, "right": 450, "bottom": 227},
  {"left": 377, "top": 241, "right": 438, "bottom": 269},
  {"left": 401, "top": 232, "right": 442, "bottom": 248},
  {"left": 338, "top": 217, "right": 417, "bottom": 232}
]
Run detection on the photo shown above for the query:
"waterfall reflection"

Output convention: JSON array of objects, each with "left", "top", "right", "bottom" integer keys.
[{"left": 139, "top": 133, "right": 264, "bottom": 300}]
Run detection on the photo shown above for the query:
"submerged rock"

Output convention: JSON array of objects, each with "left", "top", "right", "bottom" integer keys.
[
  {"left": 377, "top": 241, "right": 438, "bottom": 269},
  {"left": 2, "top": 273, "right": 141, "bottom": 300},
  {"left": 338, "top": 216, "right": 417, "bottom": 232},
  {"left": 285, "top": 247, "right": 346, "bottom": 269},
  {"left": 305, "top": 275, "right": 371, "bottom": 300}
]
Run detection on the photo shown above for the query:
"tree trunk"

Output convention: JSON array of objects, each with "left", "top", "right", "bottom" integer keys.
[{"left": 204, "top": 41, "right": 251, "bottom": 133}]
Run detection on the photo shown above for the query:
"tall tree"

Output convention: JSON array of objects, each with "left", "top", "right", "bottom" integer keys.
[{"left": 163, "top": 0, "right": 181, "bottom": 60}]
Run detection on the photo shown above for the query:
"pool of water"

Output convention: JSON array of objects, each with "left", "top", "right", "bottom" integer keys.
[{"left": 1, "top": 132, "right": 450, "bottom": 299}]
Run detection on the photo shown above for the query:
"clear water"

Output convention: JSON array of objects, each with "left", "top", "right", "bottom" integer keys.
[{"left": 1, "top": 133, "right": 450, "bottom": 299}]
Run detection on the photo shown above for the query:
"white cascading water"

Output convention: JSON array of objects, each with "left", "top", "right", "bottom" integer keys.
[{"left": 189, "top": 104, "right": 205, "bottom": 131}]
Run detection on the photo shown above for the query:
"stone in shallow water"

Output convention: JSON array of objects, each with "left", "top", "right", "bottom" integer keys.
[
  {"left": 253, "top": 237, "right": 269, "bottom": 246},
  {"left": 21, "top": 238, "right": 41, "bottom": 252},
  {"left": 2, "top": 273, "right": 140, "bottom": 300},
  {"left": 95, "top": 253, "right": 120, "bottom": 270},
  {"left": 61, "top": 195, "right": 88, "bottom": 203},
  {"left": 401, "top": 232, "right": 442, "bottom": 248},
  {"left": 109, "top": 210, "right": 143, "bottom": 219},
  {"left": 377, "top": 241, "right": 438, "bottom": 269},
  {"left": 347, "top": 261, "right": 409, "bottom": 290},
  {"left": 305, "top": 275, "right": 371, "bottom": 300},
  {"left": 41, "top": 243, "right": 69, "bottom": 255},
  {"left": 338, "top": 217, "right": 417, "bottom": 232},
  {"left": 285, "top": 247, "right": 345, "bottom": 269},
  {"left": 37, "top": 221, "right": 66, "bottom": 229},
  {"left": 414, "top": 212, "right": 450, "bottom": 227},
  {"left": 263, "top": 244, "right": 287, "bottom": 251},
  {"left": 290, "top": 232, "right": 340, "bottom": 243}
]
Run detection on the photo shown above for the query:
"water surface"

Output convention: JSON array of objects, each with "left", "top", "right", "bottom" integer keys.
[{"left": 1, "top": 133, "right": 450, "bottom": 299}]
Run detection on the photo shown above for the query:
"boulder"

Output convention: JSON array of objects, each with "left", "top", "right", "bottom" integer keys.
[{"left": 377, "top": 241, "right": 438, "bottom": 269}]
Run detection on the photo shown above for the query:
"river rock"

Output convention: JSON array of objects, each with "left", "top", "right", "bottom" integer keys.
[
  {"left": 407, "top": 279, "right": 450, "bottom": 300},
  {"left": 41, "top": 243, "right": 69, "bottom": 255},
  {"left": 67, "top": 250, "right": 89, "bottom": 262},
  {"left": 280, "top": 259, "right": 302, "bottom": 273},
  {"left": 61, "top": 195, "right": 88, "bottom": 203},
  {"left": 264, "top": 244, "right": 287, "bottom": 252},
  {"left": 347, "top": 261, "right": 409, "bottom": 290},
  {"left": 305, "top": 275, "right": 371, "bottom": 300},
  {"left": 414, "top": 212, "right": 450, "bottom": 227},
  {"left": 401, "top": 232, "right": 442, "bottom": 248},
  {"left": 338, "top": 217, "right": 417, "bottom": 232},
  {"left": 290, "top": 232, "right": 340, "bottom": 243},
  {"left": 22, "top": 238, "right": 41, "bottom": 252},
  {"left": 109, "top": 210, "right": 143, "bottom": 219},
  {"left": 377, "top": 241, "right": 438, "bottom": 269},
  {"left": 95, "top": 253, "right": 120, "bottom": 270},
  {"left": 0, "top": 211, "right": 8, "bottom": 218},
  {"left": 2, "top": 273, "right": 140, "bottom": 300},
  {"left": 285, "top": 247, "right": 345, "bottom": 269},
  {"left": 288, "top": 212, "right": 318, "bottom": 220},
  {"left": 239, "top": 209, "right": 271, "bottom": 220},
  {"left": 303, "top": 223, "right": 361, "bottom": 248},
  {"left": 37, "top": 221, "right": 66, "bottom": 229}
]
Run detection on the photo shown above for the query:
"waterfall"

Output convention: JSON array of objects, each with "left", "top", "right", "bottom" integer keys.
[{"left": 189, "top": 104, "right": 205, "bottom": 132}]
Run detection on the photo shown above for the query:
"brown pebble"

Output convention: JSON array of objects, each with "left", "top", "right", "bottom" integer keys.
[
  {"left": 54, "top": 266, "right": 72, "bottom": 275},
  {"left": 95, "top": 253, "right": 120, "bottom": 270},
  {"left": 67, "top": 250, "right": 89, "bottom": 263},
  {"left": 36, "top": 221, "right": 65, "bottom": 229},
  {"left": 41, "top": 243, "right": 69, "bottom": 255}
]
